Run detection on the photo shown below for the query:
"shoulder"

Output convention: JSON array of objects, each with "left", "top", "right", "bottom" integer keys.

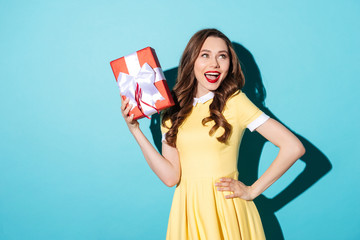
[
  {"left": 225, "top": 90, "right": 264, "bottom": 126},
  {"left": 226, "top": 90, "right": 251, "bottom": 107}
]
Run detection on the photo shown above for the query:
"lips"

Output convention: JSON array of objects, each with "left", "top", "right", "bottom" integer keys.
[{"left": 204, "top": 71, "right": 221, "bottom": 83}]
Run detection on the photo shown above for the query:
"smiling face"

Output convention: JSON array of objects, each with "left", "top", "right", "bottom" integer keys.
[{"left": 193, "top": 36, "right": 230, "bottom": 98}]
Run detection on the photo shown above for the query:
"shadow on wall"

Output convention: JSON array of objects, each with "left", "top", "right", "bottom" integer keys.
[{"left": 149, "top": 42, "right": 332, "bottom": 240}]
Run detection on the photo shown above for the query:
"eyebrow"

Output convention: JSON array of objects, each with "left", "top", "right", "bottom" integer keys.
[{"left": 200, "top": 49, "right": 229, "bottom": 54}]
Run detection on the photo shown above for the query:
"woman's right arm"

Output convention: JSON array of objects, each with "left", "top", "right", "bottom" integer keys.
[{"left": 121, "top": 96, "right": 181, "bottom": 187}]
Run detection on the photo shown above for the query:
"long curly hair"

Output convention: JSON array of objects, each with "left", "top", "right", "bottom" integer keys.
[{"left": 162, "top": 28, "right": 245, "bottom": 147}]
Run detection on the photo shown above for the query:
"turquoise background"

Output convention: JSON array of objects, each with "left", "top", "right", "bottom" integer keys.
[{"left": 1, "top": 0, "right": 359, "bottom": 239}]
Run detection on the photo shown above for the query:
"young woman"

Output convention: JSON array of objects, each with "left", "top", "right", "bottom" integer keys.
[{"left": 121, "top": 29, "right": 305, "bottom": 240}]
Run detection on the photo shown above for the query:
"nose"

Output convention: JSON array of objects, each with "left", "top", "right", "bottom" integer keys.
[{"left": 210, "top": 56, "right": 220, "bottom": 68}]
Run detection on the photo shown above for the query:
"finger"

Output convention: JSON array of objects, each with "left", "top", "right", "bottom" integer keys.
[
  {"left": 124, "top": 104, "right": 133, "bottom": 116},
  {"left": 225, "top": 193, "right": 237, "bottom": 199},
  {"left": 127, "top": 113, "right": 135, "bottom": 122},
  {"left": 217, "top": 187, "right": 232, "bottom": 191},
  {"left": 215, "top": 182, "right": 230, "bottom": 187},
  {"left": 122, "top": 98, "right": 130, "bottom": 111},
  {"left": 219, "top": 178, "right": 233, "bottom": 182}
]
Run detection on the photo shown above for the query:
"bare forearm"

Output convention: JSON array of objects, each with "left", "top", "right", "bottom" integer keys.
[
  {"left": 120, "top": 97, "right": 179, "bottom": 187},
  {"left": 250, "top": 144, "right": 305, "bottom": 199},
  {"left": 130, "top": 127, "right": 179, "bottom": 187}
]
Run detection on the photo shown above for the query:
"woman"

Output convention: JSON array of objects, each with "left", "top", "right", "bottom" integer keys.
[{"left": 121, "top": 28, "right": 305, "bottom": 239}]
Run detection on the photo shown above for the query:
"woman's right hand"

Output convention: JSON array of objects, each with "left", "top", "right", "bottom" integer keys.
[{"left": 121, "top": 96, "right": 139, "bottom": 132}]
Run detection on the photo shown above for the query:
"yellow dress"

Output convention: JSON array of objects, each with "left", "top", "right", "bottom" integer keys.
[{"left": 161, "top": 90, "right": 267, "bottom": 240}]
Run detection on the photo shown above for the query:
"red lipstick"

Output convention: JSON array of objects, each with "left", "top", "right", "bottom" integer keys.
[{"left": 204, "top": 71, "right": 221, "bottom": 83}]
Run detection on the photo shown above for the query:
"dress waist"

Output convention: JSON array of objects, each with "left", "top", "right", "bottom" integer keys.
[{"left": 179, "top": 170, "right": 239, "bottom": 181}]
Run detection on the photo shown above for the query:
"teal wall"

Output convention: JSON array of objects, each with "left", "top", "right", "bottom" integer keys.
[{"left": 1, "top": 0, "right": 359, "bottom": 239}]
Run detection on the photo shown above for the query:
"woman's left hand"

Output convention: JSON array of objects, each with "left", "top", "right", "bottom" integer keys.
[{"left": 215, "top": 178, "right": 255, "bottom": 201}]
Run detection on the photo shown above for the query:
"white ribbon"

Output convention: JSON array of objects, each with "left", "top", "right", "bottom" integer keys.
[{"left": 118, "top": 62, "right": 165, "bottom": 116}]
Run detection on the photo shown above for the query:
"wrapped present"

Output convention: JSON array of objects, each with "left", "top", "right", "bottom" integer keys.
[{"left": 110, "top": 47, "right": 174, "bottom": 120}]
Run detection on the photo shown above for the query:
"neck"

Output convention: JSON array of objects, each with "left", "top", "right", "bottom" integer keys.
[{"left": 195, "top": 90, "right": 212, "bottom": 98}]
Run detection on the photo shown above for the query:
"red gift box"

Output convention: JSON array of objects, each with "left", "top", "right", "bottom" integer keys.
[{"left": 110, "top": 47, "right": 174, "bottom": 120}]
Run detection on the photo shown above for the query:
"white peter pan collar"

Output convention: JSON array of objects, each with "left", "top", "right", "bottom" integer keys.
[{"left": 193, "top": 91, "right": 215, "bottom": 106}]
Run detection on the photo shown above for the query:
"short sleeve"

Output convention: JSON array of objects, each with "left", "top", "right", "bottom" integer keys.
[
  {"left": 228, "top": 91, "right": 270, "bottom": 132},
  {"left": 160, "top": 118, "right": 172, "bottom": 142}
]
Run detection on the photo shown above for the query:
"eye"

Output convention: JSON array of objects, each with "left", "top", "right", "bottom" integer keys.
[
  {"left": 201, "top": 53, "right": 209, "bottom": 58},
  {"left": 218, "top": 54, "right": 228, "bottom": 59}
]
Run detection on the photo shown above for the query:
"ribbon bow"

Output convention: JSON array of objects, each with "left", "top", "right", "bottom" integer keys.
[{"left": 117, "top": 63, "right": 164, "bottom": 118}]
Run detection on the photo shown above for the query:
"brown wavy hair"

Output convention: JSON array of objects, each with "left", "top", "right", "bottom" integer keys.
[{"left": 162, "top": 28, "right": 245, "bottom": 147}]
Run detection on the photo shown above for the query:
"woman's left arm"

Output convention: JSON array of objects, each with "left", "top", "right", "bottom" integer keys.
[
  {"left": 249, "top": 118, "right": 305, "bottom": 199},
  {"left": 216, "top": 118, "right": 305, "bottom": 200}
]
